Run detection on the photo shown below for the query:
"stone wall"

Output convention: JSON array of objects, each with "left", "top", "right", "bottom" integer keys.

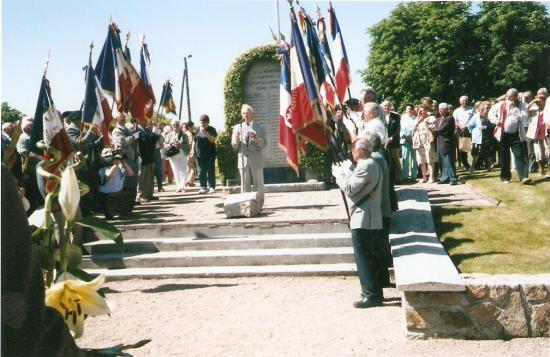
[{"left": 403, "top": 275, "right": 550, "bottom": 339}]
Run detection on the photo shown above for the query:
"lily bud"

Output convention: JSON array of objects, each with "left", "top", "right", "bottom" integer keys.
[{"left": 58, "top": 166, "right": 80, "bottom": 222}]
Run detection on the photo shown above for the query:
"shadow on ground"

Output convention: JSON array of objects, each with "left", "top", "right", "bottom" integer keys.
[{"left": 141, "top": 283, "right": 239, "bottom": 293}]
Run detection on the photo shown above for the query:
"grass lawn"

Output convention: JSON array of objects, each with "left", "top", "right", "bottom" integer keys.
[{"left": 432, "top": 168, "right": 550, "bottom": 274}]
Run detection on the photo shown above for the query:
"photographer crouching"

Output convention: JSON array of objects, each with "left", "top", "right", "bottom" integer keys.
[{"left": 98, "top": 148, "right": 135, "bottom": 219}]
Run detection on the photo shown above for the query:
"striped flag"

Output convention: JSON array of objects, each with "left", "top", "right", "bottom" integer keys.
[
  {"left": 159, "top": 80, "right": 176, "bottom": 114},
  {"left": 278, "top": 41, "right": 299, "bottom": 175},
  {"left": 328, "top": 3, "right": 351, "bottom": 104},
  {"left": 140, "top": 41, "right": 156, "bottom": 119},
  {"left": 288, "top": 8, "right": 329, "bottom": 151},
  {"left": 82, "top": 58, "right": 113, "bottom": 146},
  {"left": 30, "top": 76, "right": 74, "bottom": 192}
]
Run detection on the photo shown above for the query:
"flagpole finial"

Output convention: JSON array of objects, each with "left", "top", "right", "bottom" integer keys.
[
  {"left": 140, "top": 33, "right": 146, "bottom": 45},
  {"left": 125, "top": 30, "right": 131, "bottom": 47},
  {"left": 43, "top": 50, "right": 51, "bottom": 77},
  {"left": 269, "top": 26, "right": 279, "bottom": 44},
  {"left": 316, "top": 4, "right": 321, "bottom": 19},
  {"left": 286, "top": 0, "right": 293, "bottom": 8}
]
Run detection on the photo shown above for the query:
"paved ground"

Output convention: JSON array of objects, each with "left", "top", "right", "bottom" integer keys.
[
  {"left": 74, "top": 181, "right": 550, "bottom": 355},
  {"left": 77, "top": 276, "right": 548, "bottom": 356}
]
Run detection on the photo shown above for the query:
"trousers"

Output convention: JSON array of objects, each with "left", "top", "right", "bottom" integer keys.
[{"left": 350, "top": 228, "right": 384, "bottom": 300}]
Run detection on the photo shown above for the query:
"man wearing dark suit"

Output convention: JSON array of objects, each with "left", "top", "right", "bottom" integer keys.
[
  {"left": 382, "top": 100, "right": 401, "bottom": 184},
  {"left": 64, "top": 110, "right": 101, "bottom": 215},
  {"left": 332, "top": 138, "right": 384, "bottom": 308},
  {"left": 432, "top": 103, "right": 458, "bottom": 185}
]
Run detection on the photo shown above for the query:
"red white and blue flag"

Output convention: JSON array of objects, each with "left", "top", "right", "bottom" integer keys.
[
  {"left": 329, "top": 3, "right": 351, "bottom": 104},
  {"left": 289, "top": 8, "right": 329, "bottom": 151},
  {"left": 82, "top": 58, "right": 113, "bottom": 146},
  {"left": 278, "top": 41, "right": 299, "bottom": 175},
  {"left": 140, "top": 41, "right": 156, "bottom": 119},
  {"left": 29, "top": 76, "right": 74, "bottom": 192}
]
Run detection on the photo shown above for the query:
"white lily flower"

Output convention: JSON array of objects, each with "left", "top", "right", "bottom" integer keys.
[
  {"left": 58, "top": 166, "right": 80, "bottom": 222},
  {"left": 45, "top": 272, "right": 114, "bottom": 339}
]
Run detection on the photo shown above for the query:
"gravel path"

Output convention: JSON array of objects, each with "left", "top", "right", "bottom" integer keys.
[{"left": 77, "top": 277, "right": 548, "bottom": 356}]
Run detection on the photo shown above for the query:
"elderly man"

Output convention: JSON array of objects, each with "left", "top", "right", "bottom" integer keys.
[
  {"left": 231, "top": 104, "right": 266, "bottom": 204},
  {"left": 358, "top": 102, "right": 387, "bottom": 143},
  {"left": 453, "top": 95, "right": 474, "bottom": 170},
  {"left": 432, "top": 103, "right": 458, "bottom": 185},
  {"left": 492, "top": 88, "right": 530, "bottom": 184},
  {"left": 111, "top": 113, "right": 140, "bottom": 191},
  {"left": 332, "top": 138, "right": 384, "bottom": 308},
  {"left": 16, "top": 117, "right": 43, "bottom": 213},
  {"left": 381, "top": 100, "right": 401, "bottom": 184},
  {"left": 137, "top": 120, "right": 160, "bottom": 202}
]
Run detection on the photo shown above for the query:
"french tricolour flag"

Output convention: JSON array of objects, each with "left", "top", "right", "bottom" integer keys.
[
  {"left": 278, "top": 41, "right": 299, "bottom": 175},
  {"left": 289, "top": 8, "right": 329, "bottom": 151},
  {"left": 83, "top": 59, "right": 113, "bottom": 146},
  {"left": 140, "top": 42, "right": 156, "bottom": 119},
  {"left": 29, "top": 76, "right": 74, "bottom": 192},
  {"left": 329, "top": 4, "right": 350, "bottom": 104}
]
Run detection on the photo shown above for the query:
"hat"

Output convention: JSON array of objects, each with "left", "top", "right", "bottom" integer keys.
[
  {"left": 101, "top": 148, "right": 113, "bottom": 160},
  {"left": 63, "top": 110, "right": 82, "bottom": 122}
]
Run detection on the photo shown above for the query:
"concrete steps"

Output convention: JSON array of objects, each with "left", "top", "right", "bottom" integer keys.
[{"left": 82, "top": 232, "right": 371, "bottom": 280}]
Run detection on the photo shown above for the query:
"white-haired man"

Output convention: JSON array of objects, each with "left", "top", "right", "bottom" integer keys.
[
  {"left": 231, "top": 104, "right": 267, "bottom": 204},
  {"left": 453, "top": 95, "right": 474, "bottom": 170}
]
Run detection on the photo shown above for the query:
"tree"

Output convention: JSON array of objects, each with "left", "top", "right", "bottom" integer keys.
[
  {"left": 361, "top": 1, "right": 550, "bottom": 109},
  {"left": 475, "top": 2, "right": 550, "bottom": 98},
  {"left": 1, "top": 102, "right": 23, "bottom": 123},
  {"left": 361, "top": 2, "right": 476, "bottom": 111}
]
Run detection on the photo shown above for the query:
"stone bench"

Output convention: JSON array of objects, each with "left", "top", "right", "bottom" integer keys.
[
  {"left": 390, "top": 187, "right": 465, "bottom": 292},
  {"left": 390, "top": 187, "right": 549, "bottom": 339}
]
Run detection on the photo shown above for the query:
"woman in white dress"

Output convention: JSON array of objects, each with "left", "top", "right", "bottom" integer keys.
[{"left": 165, "top": 120, "right": 189, "bottom": 193}]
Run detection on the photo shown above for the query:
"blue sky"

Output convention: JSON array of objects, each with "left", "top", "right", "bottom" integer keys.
[{"left": 3, "top": 0, "right": 396, "bottom": 130}]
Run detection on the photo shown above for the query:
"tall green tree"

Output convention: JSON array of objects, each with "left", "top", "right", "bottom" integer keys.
[
  {"left": 475, "top": 2, "right": 550, "bottom": 98},
  {"left": 361, "top": 2, "right": 476, "bottom": 110},
  {"left": 362, "top": 1, "right": 550, "bottom": 110},
  {"left": 1, "top": 102, "right": 23, "bottom": 123}
]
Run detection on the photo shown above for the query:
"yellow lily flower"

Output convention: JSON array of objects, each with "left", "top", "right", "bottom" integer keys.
[
  {"left": 45, "top": 272, "right": 113, "bottom": 338},
  {"left": 58, "top": 166, "right": 80, "bottom": 222}
]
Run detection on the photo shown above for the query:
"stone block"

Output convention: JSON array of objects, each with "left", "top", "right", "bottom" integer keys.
[
  {"left": 530, "top": 302, "right": 550, "bottom": 337},
  {"left": 489, "top": 285, "right": 510, "bottom": 307},
  {"left": 223, "top": 192, "right": 261, "bottom": 218},
  {"left": 466, "top": 284, "right": 489, "bottom": 301},
  {"left": 497, "top": 291, "right": 528, "bottom": 338},
  {"left": 465, "top": 302, "right": 502, "bottom": 328},
  {"left": 439, "top": 309, "right": 472, "bottom": 329},
  {"left": 405, "top": 307, "right": 434, "bottom": 330},
  {"left": 404, "top": 291, "right": 463, "bottom": 307},
  {"left": 522, "top": 285, "right": 548, "bottom": 302}
]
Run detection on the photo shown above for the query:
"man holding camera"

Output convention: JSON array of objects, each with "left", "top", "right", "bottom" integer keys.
[
  {"left": 98, "top": 148, "right": 135, "bottom": 219},
  {"left": 111, "top": 113, "right": 140, "bottom": 191}
]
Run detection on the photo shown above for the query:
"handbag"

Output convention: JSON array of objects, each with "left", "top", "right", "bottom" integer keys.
[
  {"left": 458, "top": 137, "right": 472, "bottom": 152},
  {"left": 164, "top": 145, "right": 180, "bottom": 157}
]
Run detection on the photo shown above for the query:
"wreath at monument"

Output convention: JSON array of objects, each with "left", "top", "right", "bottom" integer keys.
[{"left": 217, "top": 44, "right": 278, "bottom": 185}]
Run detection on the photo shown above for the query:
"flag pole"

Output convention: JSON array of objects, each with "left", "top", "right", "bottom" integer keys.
[
  {"left": 157, "top": 81, "right": 167, "bottom": 124},
  {"left": 43, "top": 50, "right": 51, "bottom": 78},
  {"left": 178, "top": 66, "right": 185, "bottom": 120}
]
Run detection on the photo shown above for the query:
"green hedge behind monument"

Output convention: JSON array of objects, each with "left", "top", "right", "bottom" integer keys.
[{"left": 217, "top": 44, "right": 278, "bottom": 185}]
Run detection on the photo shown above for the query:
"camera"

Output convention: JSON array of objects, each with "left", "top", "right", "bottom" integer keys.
[{"left": 112, "top": 149, "right": 126, "bottom": 161}]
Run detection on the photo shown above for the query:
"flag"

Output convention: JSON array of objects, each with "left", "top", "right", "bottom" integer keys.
[
  {"left": 82, "top": 58, "right": 113, "bottom": 146},
  {"left": 30, "top": 76, "right": 74, "bottom": 192},
  {"left": 160, "top": 81, "right": 176, "bottom": 114},
  {"left": 303, "top": 12, "right": 336, "bottom": 110},
  {"left": 317, "top": 14, "right": 335, "bottom": 74},
  {"left": 140, "top": 42, "right": 156, "bottom": 119},
  {"left": 95, "top": 24, "right": 129, "bottom": 112},
  {"left": 329, "top": 3, "right": 351, "bottom": 104},
  {"left": 288, "top": 8, "right": 329, "bottom": 151},
  {"left": 278, "top": 42, "right": 299, "bottom": 175}
]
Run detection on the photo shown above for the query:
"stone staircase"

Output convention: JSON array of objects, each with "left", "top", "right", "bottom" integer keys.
[{"left": 82, "top": 223, "right": 375, "bottom": 281}]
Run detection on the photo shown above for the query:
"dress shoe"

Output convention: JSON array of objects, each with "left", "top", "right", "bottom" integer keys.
[
  {"left": 520, "top": 178, "right": 532, "bottom": 185},
  {"left": 450, "top": 181, "right": 458, "bottom": 186},
  {"left": 353, "top": 297, "right": 383, "bottom": 309},
  {"left": 437, "top": 180, "right": 449, "bottom": 184},
  {"left": 149, "top": 196, "right": 159, "bottom": 201}
]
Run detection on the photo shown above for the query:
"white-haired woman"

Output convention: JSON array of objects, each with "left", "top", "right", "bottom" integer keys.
[
  {"left": 412, "top": 105, "right": 436, "bottom": 183},
  {"left": 165, "top": 120, "right": 189, "bottom": 193}
]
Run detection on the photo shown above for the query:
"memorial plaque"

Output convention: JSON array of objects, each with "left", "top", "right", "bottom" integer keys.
[{"left": 243, "top": 61, "right": 286, "bottom": 168}]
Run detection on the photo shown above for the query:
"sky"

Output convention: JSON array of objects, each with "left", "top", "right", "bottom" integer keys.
[{"left": 2, "top": 0, "right": 398, "bottom": 130}]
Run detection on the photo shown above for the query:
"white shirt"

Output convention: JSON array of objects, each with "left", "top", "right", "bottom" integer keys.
[
  {"left": 453, "top": 106, "right": 474, "bottom": 130},
  {"left": 359, "top": 117, "right": 387, "bottom": 143}
]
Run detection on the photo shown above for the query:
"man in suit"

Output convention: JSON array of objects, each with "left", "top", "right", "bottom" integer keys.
[
  {"left": 381, "top": 100, "right": 401, "bottom": 184},
  {"left": 332, "top": 138, "right": 384, "bottom": 308},
  {"left": 432, "top": 103, "right": 458, "bottom": 185},
  {"left": 231, "top": 104, "right": 267, "bottom": 204},
  {"left": 64, "top": 110, "right": 101, "bottom": 216},
  {"left": 111, "top": 113, "right": 140, "bottom": 190}
]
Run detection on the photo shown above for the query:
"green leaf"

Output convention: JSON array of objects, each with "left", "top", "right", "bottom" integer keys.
[
  {"left": 66, "top": 244, "right": 83, "bottom": 270},
  {"left": 74, "top": 216, "right": 123, "bottom": 251},
  {"left": 69, "top": 268, "right": 95, "bottom": 282}
]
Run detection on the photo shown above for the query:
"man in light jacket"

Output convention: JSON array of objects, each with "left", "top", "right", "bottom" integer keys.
[{"left": 332, "top": 138, "right": 384, "bottom": 308}]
